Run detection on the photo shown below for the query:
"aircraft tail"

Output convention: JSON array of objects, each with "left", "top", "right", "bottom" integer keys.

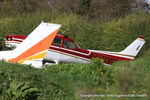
[
  {"left": 6, "top": 21, "right": 61, "bottom": 68},
  {"left": 119, "top": 36, "right": 145, "bottom": 59}
]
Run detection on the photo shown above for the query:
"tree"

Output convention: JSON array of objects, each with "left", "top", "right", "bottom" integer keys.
[
  {"left": 0, "top": 0, "right": 52, "bottom": 14},
  {"left": 77, "top": 0, "right": 91, "bottom": 15}
]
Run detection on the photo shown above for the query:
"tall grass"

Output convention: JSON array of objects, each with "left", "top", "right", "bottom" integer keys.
[
  {"left": 111, "top": 56, "right": 150, "bottom": 98},
  {"left": 0, "top": 59, "right": 108, "bottom": 99},
  {"left": 0, "top": 55, "right": 150, "bottom": 99},
  {"left": 0, "top": 62, "right": 75, "bottom": 99}
]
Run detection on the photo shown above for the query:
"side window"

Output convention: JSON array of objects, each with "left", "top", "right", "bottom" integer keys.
[
  {"left": 6, "top": 36, "right": 9, "bottom": 40},
  {"left": 63, "top": 40, "right": 76, "bottom": 49},
  {"left": 52, "top": 38, "right": 62, "bottom": 46},
  {"left": 10, "top": 36, "right": 13, "bottom": 40}
]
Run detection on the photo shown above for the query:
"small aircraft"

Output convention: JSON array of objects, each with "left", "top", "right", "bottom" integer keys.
[
  {"left": 0, "top": 21, "right": 61, "bottom": 68},
  {"left": 5, "top": 26, "right": 145, "bottom": 67}
]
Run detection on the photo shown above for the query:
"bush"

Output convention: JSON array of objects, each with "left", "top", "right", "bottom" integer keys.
[
  {"left": 75, "top": 23, "right": 104, "bottom": 50},
  {"left": 0, "top": 62, "right": 74, "bottom": 99},
  {"left": 110, "top": 56, "right": 150, "bottom": 99},
  {"left": 101, "top": 11, "right": 150, "bottom": 53},
  {"left": 0, "top": 10, "right": 150, "bottom": 55}
]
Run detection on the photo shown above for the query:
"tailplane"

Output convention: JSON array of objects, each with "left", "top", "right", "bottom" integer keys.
[{"left": 119, "top": 36, "right": 145, "bottom": 59}]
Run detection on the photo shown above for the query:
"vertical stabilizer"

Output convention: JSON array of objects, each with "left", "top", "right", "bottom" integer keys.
[{"left": 119, "top": 36, "right": 145, "bottom": 59}]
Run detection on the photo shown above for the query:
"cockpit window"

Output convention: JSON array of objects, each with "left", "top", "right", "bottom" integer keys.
[
  {"left": 63, "top": 40, "right": 76, "bottom": 49},
  {"left": 6, "top": 36, "right": 9, "bottom": 40},
  {"left": 10, "top": 36, "right": 13, "bottom": 40},
  {"left": 52, "top": 38, "right": 62, "bottom": 46},
  {"left": 77, "top": 44, "right": 81, "bottom": 48}
]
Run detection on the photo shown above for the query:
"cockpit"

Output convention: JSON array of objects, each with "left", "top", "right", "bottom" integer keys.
[{"left": 51, "top": 35, "right": 78, "bottom": 49}]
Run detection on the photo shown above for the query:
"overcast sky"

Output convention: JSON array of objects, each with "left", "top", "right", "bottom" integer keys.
[{"left": 147, "top": 0, "right": 150, "bottom": 4}]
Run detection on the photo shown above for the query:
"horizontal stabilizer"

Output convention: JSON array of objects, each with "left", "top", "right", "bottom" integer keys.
[{"left": 4, "top": 22, "right": 61, "bottom": 67}]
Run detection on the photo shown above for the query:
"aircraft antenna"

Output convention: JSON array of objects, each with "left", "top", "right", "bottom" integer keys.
[{"left": 61, "top": 28, "right": 70, "bottom": 34}]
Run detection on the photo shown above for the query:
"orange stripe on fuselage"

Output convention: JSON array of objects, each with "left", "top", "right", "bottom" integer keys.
[{"left": 9, "top": 28, "right": 60, "bottom": 63}]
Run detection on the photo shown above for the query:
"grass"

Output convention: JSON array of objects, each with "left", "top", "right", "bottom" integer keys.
[{"left": 0, "top": 55, "right": 149, "bottom": 99}]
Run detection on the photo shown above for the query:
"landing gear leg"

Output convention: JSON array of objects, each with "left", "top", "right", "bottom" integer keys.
[{"left": 42, "top": 61, "right": 46, "bottom": 67}]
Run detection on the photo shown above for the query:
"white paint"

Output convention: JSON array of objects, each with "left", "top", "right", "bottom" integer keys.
[
  {"left": 0, "top": 22, "right": 61, "bottom": 68},
  {"left": 7, "top": 22, "right": 61, "bottom": 60},
  {"left": 44, "top": 49, "right": 90, "bottom": 64},
  {"left": 119, "top": 38, "right": 145, "bottom": 57},
  {"left": 4, "top": 33, "right": 145, "bottom": 66}
]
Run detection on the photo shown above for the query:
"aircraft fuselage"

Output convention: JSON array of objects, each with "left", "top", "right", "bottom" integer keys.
[{"left": 5, "top": 34, "right": 144, "bottom": 65}]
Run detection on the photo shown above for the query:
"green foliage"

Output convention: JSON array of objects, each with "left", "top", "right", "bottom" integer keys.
[
  {"left": 110, "top": 55, "right": 150, "bottom": 99},
  {"left": 5, "top": 81, "right": 39, "bottom": 100},
  {"left": 0, "top": 59, "right": 114, "bottom": 99},
  {"left": 0, "top": 62, "right": 74, "bottom": 99},
  {"left": 0, "top": 1, "right": 150, "bottom": 99},
  {"left": 78, "top": 0, "right": 91, "bottom": 15},
  {"left": 0, "top": 12, "right": 82, "bottom": 38},
  {"left": 75, "top": 23, "right": 103, "bottom": 49},
  {"left": 0, "top": 54, "right": 150, "bottom": 99},
  {"left": 44, "top": 58, "right": 114, "bottom": 91},
  {"left": 101, "top": 11, "right": 150, "bottom": 52},
  {"left": 0, "top": 10, "right": 150, "bottom": 55},
  {"left": 74, "top": 10, "right": 150, "bottom": 56},
  {"left": 0, "top": 32, "right": 6, "bottom": 50}
]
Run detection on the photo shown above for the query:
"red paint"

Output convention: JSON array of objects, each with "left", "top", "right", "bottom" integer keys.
[
  {"left": 138, "top": 36, "right": 144, "bottom": 39},
  {"left": 5, "top": 35, "right": 27, "bottom": 40}
]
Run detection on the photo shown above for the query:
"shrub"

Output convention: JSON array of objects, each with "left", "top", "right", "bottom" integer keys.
[
  {"left": 111, "top": 56, "right": 150, "bottom": 99},
  {"left": 101, "top": 11, "right": 150, "bottom": 53}
]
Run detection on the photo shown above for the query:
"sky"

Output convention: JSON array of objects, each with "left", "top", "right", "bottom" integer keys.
[{"left": 147, "top": 0, "right": 150, "bottom": 4}]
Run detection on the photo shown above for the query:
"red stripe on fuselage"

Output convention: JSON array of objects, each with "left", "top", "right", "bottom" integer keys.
[
  {"left": 91, "top": 52, "right": 132, "bottom": 64},
  {"left": 5, "top": 39, "right": 132, "bottom": 65},
  {"left": 50, "top": 46, "right": 91, "bottom": 59},
  {"left": 6, "top": 40, "right": 23, "bottom": 42},
  {"left": 49, "top": 46, "right": 132, "bottom": 64}
]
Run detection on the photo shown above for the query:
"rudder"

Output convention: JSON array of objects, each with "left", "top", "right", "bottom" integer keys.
[{"left": 119, "top": 36, "right": 145, "bottom": 59}]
